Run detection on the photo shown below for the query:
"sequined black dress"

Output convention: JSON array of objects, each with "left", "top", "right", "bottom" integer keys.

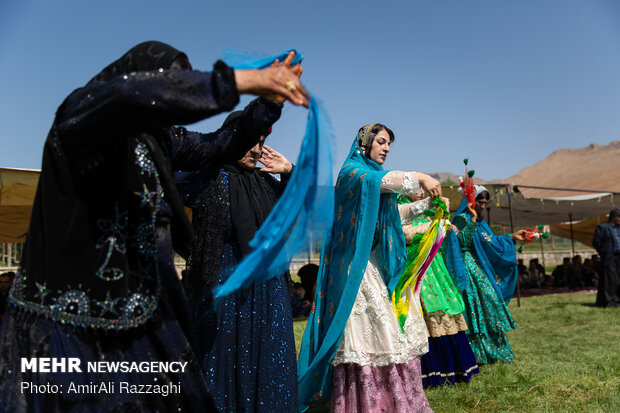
[
  {"left": 0, "top": 44, "right": 274, "bottom": 412},
  {"left": 182, "top": 165, "right": 297, "bottom": 412}
]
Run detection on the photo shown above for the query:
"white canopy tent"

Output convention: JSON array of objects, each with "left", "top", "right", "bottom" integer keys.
[
  {"left": 441, "top": 184, "right": 617, "bottom": 227},
  {"left": 1, "top": 167, "right": 618, "bottom": 246}
]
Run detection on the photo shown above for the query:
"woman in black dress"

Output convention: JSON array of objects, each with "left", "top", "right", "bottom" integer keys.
[
  {"left": 182, "top": 110, "right": 297, "bottom": 411},
  {"left": 0, "top": 41, "right": 307, "bottom": 413}
]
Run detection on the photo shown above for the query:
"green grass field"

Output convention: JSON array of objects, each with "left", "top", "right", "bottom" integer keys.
[{"left": 294, "top": 292, "right": 620, "bottom": 412}]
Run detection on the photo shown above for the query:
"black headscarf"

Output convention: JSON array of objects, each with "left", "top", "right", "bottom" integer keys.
[
  {"left": 87, "top": 41, "right": 196, "bottom": 260},
  {"left": 223, "top": 165, "right": 277, "bottom": 256},
  {"left": 220, "top": 111, "right": 275, "bottom": 256},
  {"left": 90, "top": 41, "right": 187, "bottom": 83},
  {"left": 12, "top": 41, "right": 200, "bottom": 331},
  {"left": 86, "top": 41, "right": 196, "bottom": 260}
]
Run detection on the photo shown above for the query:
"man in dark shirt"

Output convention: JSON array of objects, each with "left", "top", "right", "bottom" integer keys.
[{"left": 593, "top": 209, "right": 620, "bottom": 307}]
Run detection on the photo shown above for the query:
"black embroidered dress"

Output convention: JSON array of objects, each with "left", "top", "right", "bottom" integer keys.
[
  {"left": 181, "top": 156, "right": 297, "bottom": 412},
  {"left": 0, "top": 42, "right": 278, "bottom": 413}
]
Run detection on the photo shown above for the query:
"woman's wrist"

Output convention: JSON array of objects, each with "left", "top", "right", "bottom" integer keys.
[
  {"left": 233, "top": 69, "right": 260, "bottom": 94},
  {"left": 282, "top": 162, "right": 293, "bottom": 175}
]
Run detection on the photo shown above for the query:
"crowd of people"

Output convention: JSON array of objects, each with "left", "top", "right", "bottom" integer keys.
[
  {"left": 0, "top": 40, "right": 618, "bottom": 412},
  {"left": 517, "top": 254, "right": 602, "bottom": 289}
]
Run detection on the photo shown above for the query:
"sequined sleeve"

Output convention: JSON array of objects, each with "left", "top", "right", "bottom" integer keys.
[
  {"left": 397, "top": 198, "right": 432, "bottom": 225},
  {"left": 380, "top": 171, "right": 420, "bottom": 196},
  {"left": 453, "top": 213, "right": 478, "bottom": 248},
  {"left": 56, "top": 61, "right": 239, "bottom": 143},
  {"left": 168, "top": 97, "right": 283, "bottom": 171}
]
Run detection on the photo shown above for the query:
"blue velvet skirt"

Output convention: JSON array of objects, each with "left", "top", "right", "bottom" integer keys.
[
  {"left": 199, "top": 242, "right": 298, "bottom": 412},
  {"left": 420, "top": 332, "right": 480, "bottom": 387}
]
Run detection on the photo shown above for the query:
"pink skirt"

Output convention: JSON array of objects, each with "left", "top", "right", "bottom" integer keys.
[{"left": 331, "top": 357, "right": 433, "bottom": 413}]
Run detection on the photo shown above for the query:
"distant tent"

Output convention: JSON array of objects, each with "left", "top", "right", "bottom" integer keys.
[
  {"left": 441, "top": 184, "right": 617, "bottom": 226},
  {"left": 1, "top": 169, "right": 618, "bottom": 247},
  {"left": 549, "top": 215, "right": 607, "bottom": 248},
  {"left": 441, "top": 184, "right": 617, "bottom": 254},
  {"left": 0, "top": 167, "right": 38, "bottom": 243}
]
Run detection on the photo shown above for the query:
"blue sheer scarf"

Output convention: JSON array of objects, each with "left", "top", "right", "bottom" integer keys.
[
  {"left": 214, "top": 49, "right": 335, "bottom": 298},
  {"left": 297, "top": 135, "right": 407, "bottom": 410},
  {"left": 454, "top": 198, "right": 518, "bottom": 303},
  {"left": 442, "top": 230, "right": 469, "bottom": 292}
]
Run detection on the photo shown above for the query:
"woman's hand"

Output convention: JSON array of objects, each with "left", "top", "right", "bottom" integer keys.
[
  {"left": 466, "top": 202, "right": 477, "bottom": 222},
  {"left": 441, "top": 196, "right": 450, "bottom": 210},
  {"left": 234, "top": 51, "right": 309, "bottom": 107},
  {"left": 417, "top": 172, "right": 442, "bottom": 198},
  {"left": 259, "top": 145, "right": 293, "bottom": 174},
  {"left": 511, "top": 229, "right": 528, "bottom": 241},
  {"left": 265, "top": 52, "right": 303, "bottom": 104}
]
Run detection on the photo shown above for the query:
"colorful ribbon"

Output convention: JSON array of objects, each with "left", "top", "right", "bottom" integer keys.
[{"left": 392, "top": 197, "right": 450, "bottom": 331}]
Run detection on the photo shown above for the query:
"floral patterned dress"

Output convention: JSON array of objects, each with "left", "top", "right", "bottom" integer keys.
[
  {"left": 407, "top": 215, "right": 480, "bottom": 386},
  {"left": 330, "top": 171, "right": 433, "bottom": 413},
  {"left": 453, "top": 213, "right": 516, "bottom": 364}
]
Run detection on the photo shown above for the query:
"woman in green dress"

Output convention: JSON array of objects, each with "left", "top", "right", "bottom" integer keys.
[
  {"left": 400, "top": 200, "right": 479, "bottom": 385},
  {"left": 452, "top": 186, "right": 526, "bottom": 364}
]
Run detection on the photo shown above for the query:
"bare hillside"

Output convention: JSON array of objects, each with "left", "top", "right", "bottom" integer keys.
[{"left": 504, "top": 141, "right": 620, "bottom": 198}]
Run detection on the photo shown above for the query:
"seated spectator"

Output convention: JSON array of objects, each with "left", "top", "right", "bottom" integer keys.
[
  {"left": 297, "top": 263, "right": 319, "bottom": 302},
  {"left": 528, "top": 259, "right": 544, "bottom": 288},
  {"left": 579, "top": 258, "right": 598, "bottom": 288},
  {"left": 517, "top": 258, "right": 532, "bottom": 288},
  {"left": 573, "top": 255, "right": 594, "bottom": 287},
  {"left": 552, "top": 258, "right": 571, "bottom": 287},
  {"left": 291, "top": 282, "right": 311, "bottom": 318},
  {"left": 0, "top": 271, "right": 15, "bottom": 323},
  {"left": 533, "top": 258, "right": 545, "bottom": 275},
  {"left": 567, "top": 255, "right": 586, "bottom": 289}
]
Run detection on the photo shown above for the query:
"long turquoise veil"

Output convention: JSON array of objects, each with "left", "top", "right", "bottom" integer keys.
[
  {"left": 296, "top": 133, "right": 407, "bottom": 411},
  {"left": 213, "top": 49, "right": 335, "bottom": 298}
]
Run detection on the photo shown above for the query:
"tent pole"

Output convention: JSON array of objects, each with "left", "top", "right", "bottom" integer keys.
[
  {"left": 506, "top": 184, "right": 520, "bottom": 307},
  {"left": 539, "top": 233, "right": 546, "bottom": 277},
  {"left": 487, "top": 207, "right": 491, "bottom": 225},
  {"left": 569, "top": 213, "right": 575, "bottom": 257}
]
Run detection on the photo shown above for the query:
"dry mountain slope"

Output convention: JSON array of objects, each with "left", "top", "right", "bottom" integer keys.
[{"left": 504, "top": 141, "right": 620, "bottom": 198}]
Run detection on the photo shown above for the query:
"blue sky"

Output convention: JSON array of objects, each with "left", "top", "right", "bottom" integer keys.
[{"left": 1, "top": 0, "right": 619, "bottom": 180}]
